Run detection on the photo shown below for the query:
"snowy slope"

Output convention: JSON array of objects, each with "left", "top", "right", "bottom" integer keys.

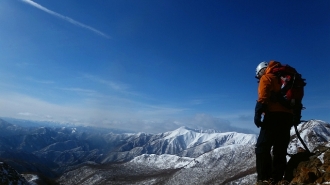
[
  {"left": 162, "top": 126, "right": 256, "bottom": 148},
  {"left": 129, "top": 154, "right": 193, "bottom": 169},
  {"left": 101, "top": 126, "right": 257, "bottom": 163},
  {"left": 57, "top": 119, "right": 330, "bottom": 185},
  {"left": 287, "top": 119, "right": 330, "bottom": 154},
  {"left": 2, "top": 118, "right": 329, "bottom": 185},
  {"left": 172, "top": 144, "right": 256, "bottom": 185},
  {"left": 162, "top": 127, "right": 257, "bottom": 159},
  {"left": 58, "top": 127, "right": 258, "bottom": 185}
]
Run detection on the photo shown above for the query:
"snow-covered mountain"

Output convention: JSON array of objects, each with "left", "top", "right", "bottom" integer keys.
[
  {"left": 288, "top": 120, "right": 330, "bottom": 154},
  {"left": 0, "top": 119, "right": 330, "bottom": 184},
  {"left": 57, "top": 119, "right": 330, "bottom": 185},
  {"left": 57, "top": 129, "right": 257, "bottom": 185},
  {"left": 99, "top": 126, "right": 256, "bottom": 163}
]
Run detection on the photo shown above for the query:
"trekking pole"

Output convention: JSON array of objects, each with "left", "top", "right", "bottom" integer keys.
[{"left": 294, "top": 120, "right": 310, "bottom": 153}]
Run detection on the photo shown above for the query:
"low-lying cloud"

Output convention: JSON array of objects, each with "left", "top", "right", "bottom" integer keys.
[{"left": 0, "top": 92, "right": 255, "bottom": 134}]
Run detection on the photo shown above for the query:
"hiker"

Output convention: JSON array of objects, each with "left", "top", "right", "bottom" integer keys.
[{"left": 254, "top": 60, "right": 294, "bottom": 185}]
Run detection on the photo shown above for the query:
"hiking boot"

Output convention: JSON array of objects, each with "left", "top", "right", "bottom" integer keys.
[
  {"left": 255, "top": 178, "right": 286, "bottom": 185},
  {"left": 276, "top": 180, "right": 290, "bottom": 185},
  {"left": 255, "top": 180, "right": 272, "bottom": 185}
]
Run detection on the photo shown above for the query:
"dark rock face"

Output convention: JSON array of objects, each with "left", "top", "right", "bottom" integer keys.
[
  {"left": 0, "top": 161, "right": 29, "bottom": 185},
  {"left": 290, "top": 145, "right": 330, "bottom": 184}
]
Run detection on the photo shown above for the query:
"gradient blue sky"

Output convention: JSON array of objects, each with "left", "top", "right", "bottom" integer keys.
[{"left": 0, "top": 0, "right": 329, "bottom": 133}]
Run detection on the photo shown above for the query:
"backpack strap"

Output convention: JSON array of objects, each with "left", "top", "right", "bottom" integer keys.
[{"left": 294, "top": 122, "right": 310, "bottom": 153}]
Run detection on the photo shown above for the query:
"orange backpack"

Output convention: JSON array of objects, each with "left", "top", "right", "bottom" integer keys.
[
  {"left": 270, "top": 64, "right": 306, "bottom": 117},
  {"left": 271, "top": 64, "right": 306, "bottom": 106}
]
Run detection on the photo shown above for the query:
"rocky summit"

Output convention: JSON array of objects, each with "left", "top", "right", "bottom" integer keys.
[{"left": 289, "top": 144, "right": 330, "bottom": 184}]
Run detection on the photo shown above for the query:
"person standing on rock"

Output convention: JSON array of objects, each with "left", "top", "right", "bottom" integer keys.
[{"left": 254, "top": 60, "right": 294, "bottom": 185}]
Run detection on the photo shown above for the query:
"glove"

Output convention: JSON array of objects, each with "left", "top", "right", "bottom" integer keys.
[
  {"left": 254, "top": 113, "right": 262, "bottom": 128},
  {"left": 254, "top": 102, "right": 267, "bottom": 128}
]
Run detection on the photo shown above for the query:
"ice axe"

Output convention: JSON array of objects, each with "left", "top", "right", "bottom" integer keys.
[{"left": 294, "top": 120, "right": 310, "bottom": 153}]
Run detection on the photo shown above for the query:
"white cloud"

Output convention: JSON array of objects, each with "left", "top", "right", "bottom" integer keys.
[
  {"left": 189, "top": 99, "right": 204, "bottom": 105},
  {"left": 25, "top": 77, "right": 55, "bottom": 84},
  {"left": 59, "top": 87, "right": 97, "bottom": 94},
  {"left": 21, "top": 0, "right": 110, "bottom": 39},
  {"left": 83, "top": 74, "right": 129, "bottom": 91},
  {"left": 0, "top": 91, "right": 255, "bottom": 133},
  {"left": 18, "top": 112, "right": 32, "bottom": 116},
  {"left": 0, "top": 93, "right": 186, "bottom": 131}
]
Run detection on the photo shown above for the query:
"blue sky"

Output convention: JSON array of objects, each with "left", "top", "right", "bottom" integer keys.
[{"left": 0, "top": 0, "right": 329, "bottom": 133}]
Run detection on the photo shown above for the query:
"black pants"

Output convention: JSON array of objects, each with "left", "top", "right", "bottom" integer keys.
[{"left": 255, "top": 112, "right": 293, "bottom": 181}]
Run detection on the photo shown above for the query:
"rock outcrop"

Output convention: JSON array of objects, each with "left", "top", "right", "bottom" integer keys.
[{"left": 290, "top": 144, "right": 330, "bottom": 184}]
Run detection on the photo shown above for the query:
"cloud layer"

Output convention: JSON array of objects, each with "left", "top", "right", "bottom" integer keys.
[{"left": 0, "top": 91, "right": 255, "bottom": 134}]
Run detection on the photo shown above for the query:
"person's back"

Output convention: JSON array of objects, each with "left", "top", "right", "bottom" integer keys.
[{"left": 257, "top": 61, "right": 293, "bottom": 114}]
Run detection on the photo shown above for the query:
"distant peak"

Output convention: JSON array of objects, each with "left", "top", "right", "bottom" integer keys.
[
  {"left": 176, "top": 126, "right": 193, "bottom": 131},
  {"left": 173, "top": 126, "right": 204, "bottom": 133},
  {"left": 173, "top": 126, "right": 221, "bottom": 134}
]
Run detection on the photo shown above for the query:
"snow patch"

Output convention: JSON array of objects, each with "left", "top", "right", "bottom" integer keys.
[
  {"left": 130, "top": 154, "right": 193, "bottom": 169},
  {"left": 318, "top": 153, "right": 325, "bottom": 164}
]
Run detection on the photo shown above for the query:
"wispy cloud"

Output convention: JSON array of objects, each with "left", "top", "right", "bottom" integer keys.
[
  {"left": 18, "top": 112, "right": 33, "bottom": 116},
  {"left": 21, "top": 0, "right": 110, "bottom": 39},
  {"left": 83, "top": 74, "right": 129, "bottom": 92},
  {"left": 189, "top": 99, "right": 204, "bottom": 105},
  {"left": 25, "top": 77, "right": 55, "bottom": 84},
  {"left": 60, "top": 87, "right": 97, "bottom": 94}
]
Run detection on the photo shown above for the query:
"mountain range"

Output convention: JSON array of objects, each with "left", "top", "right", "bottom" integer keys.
[{"left": 0, "top": 118, "right": 329, "bottom": 184}]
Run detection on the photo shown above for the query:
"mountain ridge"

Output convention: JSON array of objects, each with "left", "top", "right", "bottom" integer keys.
[{"left": 0, "top": 118, "right": 329, "bottom": 184}]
